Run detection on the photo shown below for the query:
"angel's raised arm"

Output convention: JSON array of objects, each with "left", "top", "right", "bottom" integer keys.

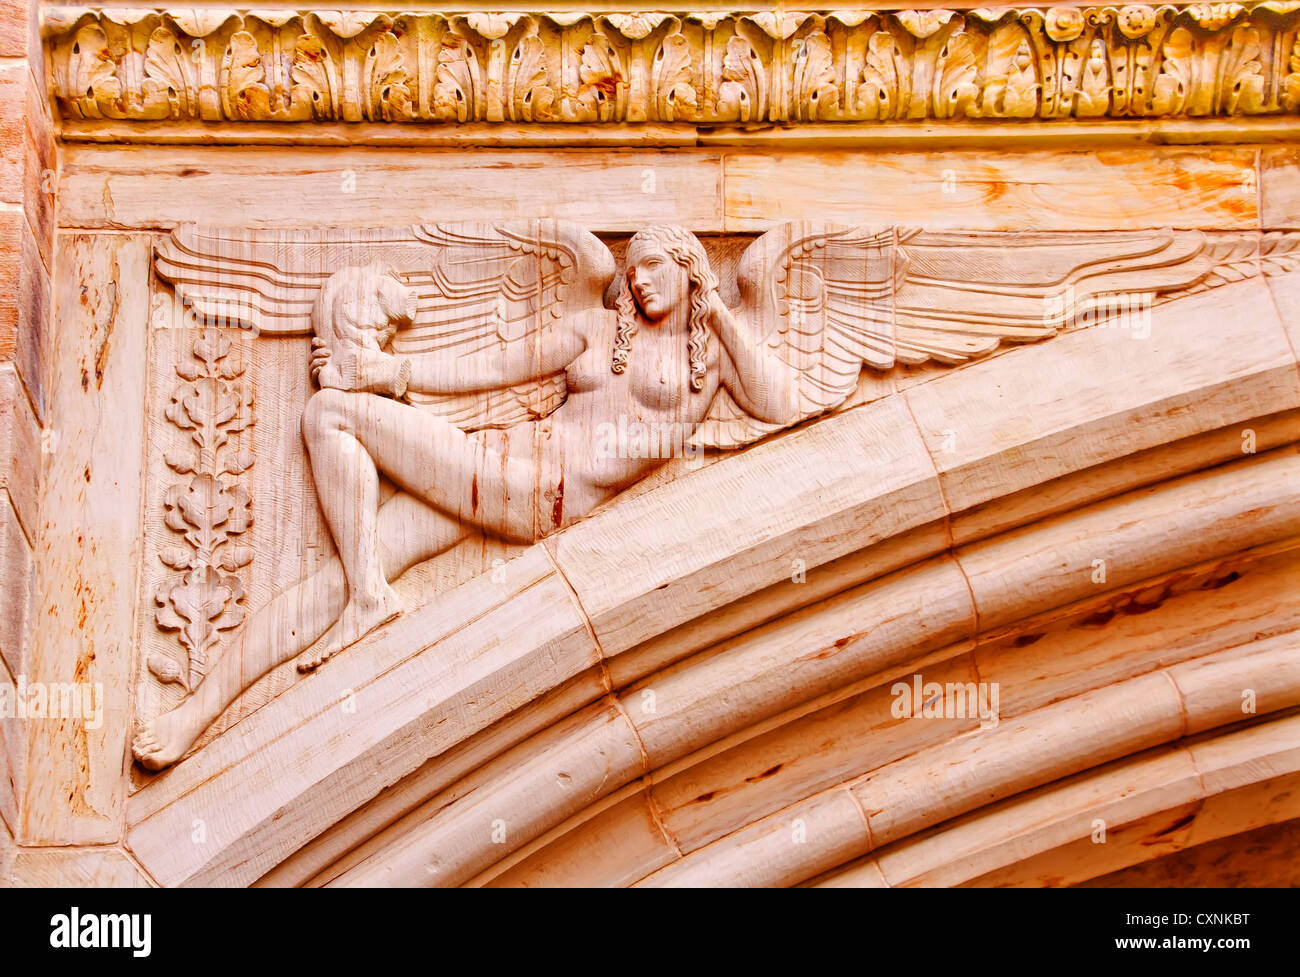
[
  {"left": 404, "top": 314, "right": 592, "bottom": 395},
  {"left": 711, "top": 294, "right": 799, "bottom": 426}
]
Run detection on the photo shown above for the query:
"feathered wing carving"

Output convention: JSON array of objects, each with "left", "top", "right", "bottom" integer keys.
[
  {"left": 155, "top": 221, "right": 615, "bottom": 431},
  {"left": 693, "top": 223, "right": 1229, "bottom": 450}
]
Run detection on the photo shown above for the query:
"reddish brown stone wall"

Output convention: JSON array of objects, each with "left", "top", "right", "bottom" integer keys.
[{"left": 0, "top": 0, "right": 54, "bottom": 851}]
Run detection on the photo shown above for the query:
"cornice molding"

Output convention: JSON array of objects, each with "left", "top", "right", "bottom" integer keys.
[{"left": 41, "top": 5, "right": 1300, "bottom": 140}]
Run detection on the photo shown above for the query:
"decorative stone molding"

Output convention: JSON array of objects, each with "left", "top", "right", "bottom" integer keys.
[{"left": 41, "top": 5, "right": 1300, "bottom": 132}]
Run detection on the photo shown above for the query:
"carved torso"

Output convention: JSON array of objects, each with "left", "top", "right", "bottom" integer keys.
[{"left": 550, "top": 309, "right": 720, "bottom": 505}]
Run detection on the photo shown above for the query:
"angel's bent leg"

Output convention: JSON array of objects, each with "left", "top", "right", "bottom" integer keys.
[
  {"left": 301, "top": 391, "right": 403, "bottom": 655},
  {"left": 132, "top": 493, "right": 465, "bottom": 770},
  {"left": 302, "top": 389, "right": 542, "bottom": 544}
]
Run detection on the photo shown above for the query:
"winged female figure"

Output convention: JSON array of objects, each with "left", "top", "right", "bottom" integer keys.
[{"left": 134, "top": 218, "right": 1239, "bottom": 769}]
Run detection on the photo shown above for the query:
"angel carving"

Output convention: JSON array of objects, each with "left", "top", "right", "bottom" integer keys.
[{"left": 133, "top": 219, "right": 1249, "bottom": 769}]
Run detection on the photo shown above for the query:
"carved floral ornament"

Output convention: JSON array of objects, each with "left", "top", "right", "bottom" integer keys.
[{"left": 42, "top": 5, "right": 1300, "bottom": 126}]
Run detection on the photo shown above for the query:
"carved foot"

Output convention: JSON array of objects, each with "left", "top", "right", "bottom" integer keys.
[
  {"left": 297, "top": 585, "right": 404, "bottom": 673},
  {"left": 132, "top": 702, "right": 206, "bottom": 771}
]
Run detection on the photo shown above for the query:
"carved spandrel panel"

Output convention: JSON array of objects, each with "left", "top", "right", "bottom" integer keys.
[
  {"left": 135, "top": 295, "right": 531, "bottom": 771},
  {"left": 129, "top": 219, "right": 1300, "bottom": 775}
]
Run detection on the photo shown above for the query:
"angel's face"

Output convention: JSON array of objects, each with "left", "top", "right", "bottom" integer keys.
[{"left": 626, "top": 240, "right": 689, "bottom": 324}]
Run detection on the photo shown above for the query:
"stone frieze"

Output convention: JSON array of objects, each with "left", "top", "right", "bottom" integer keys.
[{"left": 42, "top": 5, "right": 1300, "bottom": 128}]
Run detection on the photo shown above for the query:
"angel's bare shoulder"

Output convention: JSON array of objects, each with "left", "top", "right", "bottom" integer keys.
[{"left": 566, "top": 305, "right": 616, "bottom": 346}]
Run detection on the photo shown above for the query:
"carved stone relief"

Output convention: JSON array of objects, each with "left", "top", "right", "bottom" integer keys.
[
  {"left": 128, "top": 219, "right": 1300, "bottom": 771},
  {"left": 43, "top": 6, "right": 1300, "bottom": 128},
  {"left": 149, "top": 329, "right": 255, "bottom": 695}
]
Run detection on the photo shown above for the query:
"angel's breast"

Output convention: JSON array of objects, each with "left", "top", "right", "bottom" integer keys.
[
  {"left": 627, "top": 334, "right": 719, "bottom": 414},
  {"left": 628, "top": 359, "right": 686, "bottom": 412},
  {"left": 564, "top": 344, "right": 609, "bottom": 394},
  {"left": 562, "top": 331, "right": 713, "bottom": 421}
]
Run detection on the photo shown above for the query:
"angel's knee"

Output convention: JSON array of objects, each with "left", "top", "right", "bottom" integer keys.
[{"left": 301, "top": 388, "right": 353, "bottom": 443}]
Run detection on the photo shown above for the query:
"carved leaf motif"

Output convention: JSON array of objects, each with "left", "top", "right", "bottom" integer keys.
[
  {"left": 164, "top": 474, "right": 250, "bottom": 554},
  {"left": 1076, "top": 38, "right": 1112, "bottom": 116},
  {"left": 435, "top": 33, "right": 479, "bottom": 122},
  {"left": 569, "top": 36, "right": 623, "bottom": 122},
  {"left": 859, "top": 30, "right": 901, "bottom": 120},
  {"left": 222, "top": 482, "right": 253, "bottom": 536},
  {"left": 652, "top": 32, "right": 698, "bottom": 122},
  {"left": 162, "top": 483, "right": 194, "bottom": 535},
  {"left": 315, "top": 11, "right": 376, "bottom": 39},
  {"left": 932, "top": 30, "right": 979, "bottom": 119},
  {"left": 194, "top": 328, "right": 232, "bottom": 370},
  {"left": 549, "top": 12, "right": 589, "bottom": 28},
  {"left": 896, "top": 10, "right": 957, "bottom": 39},
  {"left": 224, "top": 31, "right": 272, "bottom": 121},
  {"left": 147, "top": 652, "right": 186, "bottom": 688},
  {"left": 506, "top": 33, "right": 554, "bottom": 122},
  {"left": 983, "top": 25, "right": 1040, "bottom": 116},
  {"left": 169, "top": 11, "right": 234, "bottom": 38},
  {"left": 1187, "top": 3, "right": 1246, "bottom": 29},
  {"left": 179, "top": 474, "right": 234, "bottom": 536},
  {"left": 716, "top": 34, "right": 766, "bottom": 121},
  {"left": 1260, "top": 231, "right": 1300, "bottom": 276},
  {"left": 1005, "top": 41, "right": 1041, "bottom": 116},
  {"left": 1285, "top": 35, "right": 1300, "bottom": 112},
  {"left": 466, "top": 13, "right": 524, "bottom": 40},
  {"left": 66, "top": 25, "right": 121, "bottom": 119},
  {"left": 365, "top": 31, "right": 414, "bottom": 122},
  {"left": 292, "top": 33, "right": 336, "bottom": 121},
  {"left": 791, "top": 31, "right": 839, "bottom": 122},
  {"left": 1219, "top": 26, "right": 1264, "bottom": 113},
  {"left": 154, "top": 591, "right": 189, "bottom": 633},
  {"left": 606, "top": 13, "right": 671, "bottom": 40},
  {"left": 252, "top": 10, "right": 298, "bottom": 29},
  {"left": 46, "top": 8, "right": 1300, "bottom": 127},
  {"left": 143, "top": 27, "right": 197, "bottom": 119},
  {"left": 748, "top": 11, "right": 810, "bottom": 40},
  {"left": 1130, "top": 37, "right": 1157, "bottom": 115},
  {"left": 167, "top": 380, "right": 254, "bottom": 457},
  {"left": 153, "top": 328, "right": 256, "bottom": 693},
  {"left": 154, "top": 566, "right": 246, "bottom": 686},
  {"left": 159, "top": 546, "right": 194, "bottom": 570},
  {"left": 1153, "top": 27, "right": 1194, "bottom": 115}
]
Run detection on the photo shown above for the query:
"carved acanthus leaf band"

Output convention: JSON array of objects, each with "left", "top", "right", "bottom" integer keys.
[{"left": 43, "top": 5, "right": 1300, "bottom": 127}]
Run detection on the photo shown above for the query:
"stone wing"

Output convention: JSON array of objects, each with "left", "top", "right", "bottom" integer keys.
[
  {"left": 693, "top": 224, "right": 1225, "bottom": 451},
  {"left": 154, "top": 220, "right": 615, "bottom": 430}
]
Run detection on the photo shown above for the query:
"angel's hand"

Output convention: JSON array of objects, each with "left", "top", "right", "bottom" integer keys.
[
  {"left": 312, "top": 338, "right": 410, "bottom": 398},
  {"left": 310, "top": 337, "right": 333, "bottom": 384},
  {"left": 707, "top": 288, "right": 729, "bottom": 327},
  {"left": 707, "top": 288, "right": 744, "bottom": 353}
]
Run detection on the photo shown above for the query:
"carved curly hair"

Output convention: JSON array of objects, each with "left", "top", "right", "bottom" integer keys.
[
  {"left": 612, "top": 225, "right": 718, "bottom": 393},
  {"left": 312, "top": 262, "right": 415, "bottom": 352}
]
